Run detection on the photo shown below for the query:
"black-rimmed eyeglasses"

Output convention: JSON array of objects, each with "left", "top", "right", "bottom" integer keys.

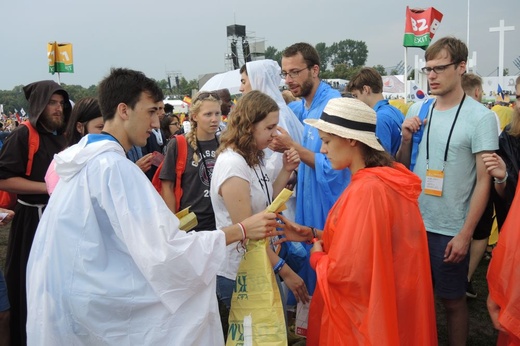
[
  {"left": 420, "top": 62, "right": 459, "bottom": 75},
  {"left": 280, "top": 67, "right": 309, "bottom": 79}
]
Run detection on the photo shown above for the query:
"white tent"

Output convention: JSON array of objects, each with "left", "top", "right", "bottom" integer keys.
[
  {"left": 201, "top": 69, "right": 241, "bottom": 95},
  {"left": 163, "top": 99, "right": 189, "bottom": 114}
]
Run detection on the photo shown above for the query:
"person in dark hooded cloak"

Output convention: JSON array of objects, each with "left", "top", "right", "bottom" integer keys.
[{"left": 0, "top": 80, "right": 71, "bottom": 345}]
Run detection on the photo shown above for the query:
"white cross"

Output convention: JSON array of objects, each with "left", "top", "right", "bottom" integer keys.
[{"left": 489, "top": 20, "right": 515, "bottom": 88}]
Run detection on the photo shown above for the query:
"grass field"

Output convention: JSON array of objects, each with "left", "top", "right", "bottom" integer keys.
[{"left": 0, "top": 224, "right": 498, "bottom": 345}]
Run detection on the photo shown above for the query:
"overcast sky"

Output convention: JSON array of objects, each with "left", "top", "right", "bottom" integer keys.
[{"left": 0, "top": 0, "right": 517, "bottom": 90}]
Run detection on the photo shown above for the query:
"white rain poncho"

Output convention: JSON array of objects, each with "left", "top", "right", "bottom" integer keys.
[
  {"left": 245, "top": 59, "right": 303, "bottom": 146},
  {"left": 26, "top": 134, "right": 226, "bottom": 345}
]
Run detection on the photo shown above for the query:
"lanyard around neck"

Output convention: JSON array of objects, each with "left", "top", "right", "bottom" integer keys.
[
  {"left": 253, "top": 163, "right": 271, "bottom": 207},
  {"left": 425, "top": 94, "right": 466, "bottom": 171}
]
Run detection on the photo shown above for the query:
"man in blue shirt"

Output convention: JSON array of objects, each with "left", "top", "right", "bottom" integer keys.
[
  {"left": 347, "top": 67, "right": 404, "bottom": 156},
  {"left": 270, "top": 42, "right": 345, "bottom": 297}
]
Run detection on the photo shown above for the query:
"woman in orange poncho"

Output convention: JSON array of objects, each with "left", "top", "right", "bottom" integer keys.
[
  {"left": 484, "top": 153, "right": 520, "bottom": 345},
  {"left": 279, "top": 97, "right": 437, "bottom": 345}
]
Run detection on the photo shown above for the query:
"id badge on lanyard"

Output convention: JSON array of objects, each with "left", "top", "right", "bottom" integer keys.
[
  {"left": 424, "top": 167, "right": 444, "bottom": 196},
  {"left": 423, "top": 94, "right": 465, "bottom": 197}
]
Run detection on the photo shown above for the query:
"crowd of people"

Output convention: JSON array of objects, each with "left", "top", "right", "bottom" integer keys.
[{"left": 0, "top": 36, "right": 519, "bottom": 346}]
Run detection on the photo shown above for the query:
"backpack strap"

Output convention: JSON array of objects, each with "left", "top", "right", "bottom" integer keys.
[
  {"left": 151, "top": 134, "right": 188, "bottom": 213},
  {"left": 410, "top": 98, "right": 434, "bottom": 171},
  {"left": 20, "top": 121, "right": 40, "bottom": 176},
  {"left": 174, "top": 134, "right": 188, "bottom": 212}
]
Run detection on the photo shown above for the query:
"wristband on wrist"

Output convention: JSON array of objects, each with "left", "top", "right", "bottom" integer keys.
[
  {"left": 234, "top": 223, "right": 248, "bottom": 252},
  {"left": 306, "top": 227, "right": 318, "bottom": 244},
  {"left": 494, "top": 171, "right": 508, "bottom": 184},
  {"left": 273, "top": 258, "right": 286, "bottom": 274},
  {"left": 310, "top": 227, "right": 317, "bottom": 238},
  {"left": 237, "top": 222, "right": 247, "bottom": 241}
]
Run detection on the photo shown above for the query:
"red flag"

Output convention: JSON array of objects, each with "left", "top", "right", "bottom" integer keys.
[{"left": 403, "top": 7, "right": 443, "bottom": 49}]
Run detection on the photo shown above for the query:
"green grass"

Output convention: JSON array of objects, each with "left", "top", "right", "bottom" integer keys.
[{"left": 0, "top": 224, "right": 497, "bottom": 344}]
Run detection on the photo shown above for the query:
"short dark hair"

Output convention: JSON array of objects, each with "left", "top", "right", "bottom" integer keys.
[
  {"left": 98, "top": 68, "right": 163, "bottom": 121},
  {"left": 347, "top": 67, "right": 383, "bottom": 94},
  {"left": 164, "top": 103, "right": 174, "bottom": 113},
  {"left": 239, "top": 64, "right": 247, "bottom": 75},
  {"left": 283, "top": 42, "right": 320, "bottom": 68},
  {"left": 425, "top": 36, "right": 467, "bottom": 64}
]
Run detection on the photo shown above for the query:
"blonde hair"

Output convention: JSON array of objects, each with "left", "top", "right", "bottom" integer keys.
[
  {"left": 186, "top": 91, "right": 221, "bottom": 163},
  {"left": 218, "top": 90, "right": 279, "bottom": 167}
]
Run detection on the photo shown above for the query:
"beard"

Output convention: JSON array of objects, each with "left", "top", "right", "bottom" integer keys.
[
  {"left": 39, "top": 112, "right": 65, "bottom": 132},
  {"left": 296, "top": 76, "right": 314, "bottom": 98}
]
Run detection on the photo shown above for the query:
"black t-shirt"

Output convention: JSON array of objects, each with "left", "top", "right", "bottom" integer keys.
[{"left": 160, "top": 135, "right": 219, "bottom": 231}]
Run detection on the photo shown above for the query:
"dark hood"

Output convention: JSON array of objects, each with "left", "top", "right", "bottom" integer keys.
[{"left": 23, "top": 80, "right": 71, "bottom": 133}]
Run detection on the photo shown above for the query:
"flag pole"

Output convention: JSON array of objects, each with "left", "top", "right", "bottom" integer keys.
[
  {"left": 57, "top": 72, "right": 61, "bottom": 85},
  {"left": 404, "top": 47, "right": 408, "bottom": 102}
]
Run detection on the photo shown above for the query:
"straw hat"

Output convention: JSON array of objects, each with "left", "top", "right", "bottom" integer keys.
[{"left": 304, "top": 98, "right": 384, "bottom": 151}]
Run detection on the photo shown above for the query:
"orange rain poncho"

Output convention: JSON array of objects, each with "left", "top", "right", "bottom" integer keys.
[
  {"left": 487, "top": 181, "right": 520, "bottom": 346},
  {"left": 307, "top": 163, "right": 437, "bottom": 345}
]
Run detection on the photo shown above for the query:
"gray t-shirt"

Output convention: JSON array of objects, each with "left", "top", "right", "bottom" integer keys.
[{"left": 160, "top": 135, "right": 219, "bottom": 231}]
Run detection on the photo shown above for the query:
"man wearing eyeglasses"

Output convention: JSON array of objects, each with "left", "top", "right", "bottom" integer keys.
[
  {"left": 0, "top": 80, "right": 71, "bottom": 345},
  {"left": 270, "top": 42, "right": 346, "bottom": 300},
  {"left": 397, "top": 36, "right": 498, "bottom": 345}
]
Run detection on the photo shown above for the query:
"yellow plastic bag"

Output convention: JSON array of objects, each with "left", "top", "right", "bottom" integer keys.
[{"left": 226, "top": 239, "right": 287, "bottom": 346}]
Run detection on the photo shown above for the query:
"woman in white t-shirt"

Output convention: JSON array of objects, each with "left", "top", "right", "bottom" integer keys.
[{"left": 210, "top": 90, "right": 310, "bottom": 321}]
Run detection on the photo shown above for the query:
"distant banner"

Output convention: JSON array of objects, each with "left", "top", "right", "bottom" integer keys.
[
  {"left": 403, "top": 7, "right": 443, "bottom": 49},
  {"left": 47, "top": 42, "right": 74, "bottom": 74}
]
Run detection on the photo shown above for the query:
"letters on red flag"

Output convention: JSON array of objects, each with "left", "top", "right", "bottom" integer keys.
[{"left": 403, "top": 7, "right": 443, "bottom": 49}]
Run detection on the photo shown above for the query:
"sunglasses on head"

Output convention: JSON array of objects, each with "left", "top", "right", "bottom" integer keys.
[{"left": 194, "top": 91, "right": 220, "bottom": 103}]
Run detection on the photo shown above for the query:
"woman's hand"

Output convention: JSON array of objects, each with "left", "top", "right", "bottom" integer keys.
[
  {"left": 240, "top": 212, "right": 279, "bottom": 240},
  {"left": 310, "top": 239, "right": 323, "bottom": 254},
  {"left": 276, "top": 213, "right": 312, "bottom": 243},
  {"left": 487, "top": 294, "right": 506, "bottom": 332},
  {"left": 135, "top": 153, "right": 153, "bottom": 173},
  {"left": 482, "top": 153, "right": 507, "bottom": 180},
  {"left": 0, "top": 208, "right": 14, "bottom": 226},
  {"left": 282, "top": 148, "right": 300, "bottom": 172}
]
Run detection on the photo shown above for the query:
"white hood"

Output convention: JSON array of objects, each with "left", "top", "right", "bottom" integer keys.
[{"left": 55, "top": 135, "right": 124, "bottom": 182}]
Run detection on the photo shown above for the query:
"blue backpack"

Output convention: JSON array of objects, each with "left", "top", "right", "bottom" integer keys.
[{"left": 410, "top": 98, "right": 434, "bottom": 171}]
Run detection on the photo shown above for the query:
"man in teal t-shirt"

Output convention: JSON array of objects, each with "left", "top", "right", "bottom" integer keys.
[{"left": 397, "top": 37, "right": 498, "bottom": 345}]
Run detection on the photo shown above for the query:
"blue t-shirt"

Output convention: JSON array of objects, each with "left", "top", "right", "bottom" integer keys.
[
  {"left": 407, "top": 96, "right": 499, "bottom": 236},
  {"left": 373, "top": 99, "right": 404, "bottom": 156}
]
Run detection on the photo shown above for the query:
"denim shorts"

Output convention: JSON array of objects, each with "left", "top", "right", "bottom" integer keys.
[
  {"left": 427, "top": 232, "right": 469, "bottom": 300},
  {"left": 0, "top": 269, "right": 9, "bottom": 311}
]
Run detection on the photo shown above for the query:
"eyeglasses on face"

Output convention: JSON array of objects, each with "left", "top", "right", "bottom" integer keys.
[
  {"left": 420, "top": 62, "right": 459, "bottom": 75},
  {"left": 194, "top": 91, "right": 221, "bottom": 103},
  {"left": 280, "top": 67, "right": 310, "bottom": 79}
]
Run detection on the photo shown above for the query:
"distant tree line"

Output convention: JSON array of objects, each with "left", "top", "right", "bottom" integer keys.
[{"left": 0, "top": 77, "right": 198, "bottom": 115}]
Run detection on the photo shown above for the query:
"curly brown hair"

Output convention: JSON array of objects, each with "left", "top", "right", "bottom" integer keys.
[{"left": 218, "top": 90, "right": 279, "bottom": 167}]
